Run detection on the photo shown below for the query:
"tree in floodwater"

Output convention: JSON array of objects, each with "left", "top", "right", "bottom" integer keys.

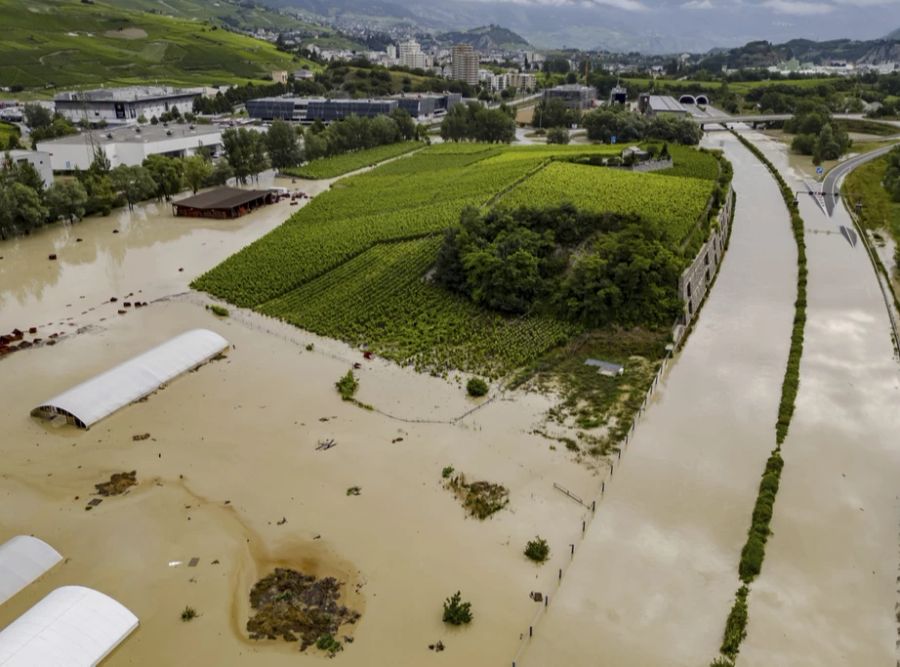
[{"left": 110, "top": 165, "right": 157, "bottom": 210}]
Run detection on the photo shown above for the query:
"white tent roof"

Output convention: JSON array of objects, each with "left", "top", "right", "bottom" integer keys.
[
  {"left": 32, "top": 328, "right": 229, "bottom": 429},
  {"left": 0, "top": 586, "right": 138, "bottom": 666},
  {"left": 0, "top": 537, "right": 63, "bottom": 606}
]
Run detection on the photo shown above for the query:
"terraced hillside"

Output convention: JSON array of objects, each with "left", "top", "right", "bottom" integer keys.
[
  {"left": 0, "top": 0, "right": 306, "bottom": 92},
  {"left": 194, "top": 143, "right": 721, "bottom": 376}
]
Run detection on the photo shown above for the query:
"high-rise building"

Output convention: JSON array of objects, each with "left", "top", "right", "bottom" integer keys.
[
  {"left": 451, "top": 45, "right": 478, "bottom": 86},
  {"left": 398, "top": 39, "right": 427, "bottom": 70}
]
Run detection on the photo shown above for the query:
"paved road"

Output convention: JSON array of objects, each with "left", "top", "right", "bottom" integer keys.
[{"left": 822, "top": 142, "right": 900, "bottom": 214}]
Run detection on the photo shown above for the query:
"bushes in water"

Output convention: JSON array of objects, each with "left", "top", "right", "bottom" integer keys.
[
  {"left": 181, "top": 606, "right": 198, "bottom": 622},
  {"left": 335, "top": 370, "right": 359, "bottom": 401},
  {"left": 719, "top": 585, "right": 749, "bottom": 661},
  {"left": 738, "top": 450, "right": 784, "bottom": 582},
  {"left": 466, "top": 377, "right": 488, "bottom": 397},
  {"left": 442, "top": 591, "right": 472, "bottom": 625},
  {"left": 210, "top": 304, "right": 229, "bottom": 317},
  {"left": 443, "top": 472, "right": 509, "bottom": 519},
  {"left": 524, "top": 537, "right": 550, "bottom": 563},
  {"left": 316, "top": 633, "right": 343, "bottom": 655}
]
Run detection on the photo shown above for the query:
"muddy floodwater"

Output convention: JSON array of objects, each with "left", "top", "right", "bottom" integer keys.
[
  {"left": 0, "top": 177, "right": 602, "bottom": 665},
  {"left": 737, "top": 132, "right": 900, "bottom": 667},
  {"left": 520, "top": 130, "right": 800, "bottom": 667}
]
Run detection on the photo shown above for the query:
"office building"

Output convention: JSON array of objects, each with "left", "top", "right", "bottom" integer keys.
[{"left": 398, "top": 40, "right": 427, "bottom": 70}]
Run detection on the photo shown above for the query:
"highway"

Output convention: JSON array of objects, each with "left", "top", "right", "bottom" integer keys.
[{"left": 821, "top": 141, "right": 899, "bottom": 214}]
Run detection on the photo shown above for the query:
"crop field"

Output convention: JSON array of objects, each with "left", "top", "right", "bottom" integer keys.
[
  {"left": 657, "top": 146, "right": 721, "bottom": 180},
  {"left": 195, "top": 142, "right": 717, "bottom": 375},
  {"left": 0, "top": 0, "right": 301, "bottom": 91},
  {"left": 259, "top": 237, "right": 577, "bottom": 376},
  {"left": 500, "top": 161, "right": 713, "bottom": 244},
  {"left": 282, "top": 142, "right": 422, "bottom": 179}
]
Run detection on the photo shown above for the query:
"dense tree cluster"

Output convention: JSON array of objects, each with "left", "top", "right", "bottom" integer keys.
[
  {"left": 532, "top": 98, "right": 581, "bottom": 129},
  {"left": 23, "top": 104, "right": 78, "bottom": 143},
  {"left": 785, "top": 101, "right": 851, "bottom": 163},
  {"left": 303, "top": 109, "right": 418, "bottom": 161},
  {"left": 434, "top": 203, "right": 684, "bottom": 328},
  {"left": 582, "top": 107, "right": 702, "bottom": 145},
  {"left": 440, "top": 102, "right": 516, "bottom": 144},
  {"left": 884, "top": 145, "right": 900, "bottom": 203}
]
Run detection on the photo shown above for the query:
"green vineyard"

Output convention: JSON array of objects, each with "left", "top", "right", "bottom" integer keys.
[
  {"left": 194, "top": 142, "right": 720, "bottom": 375},
  {"left": 281, "top": 141, "right": 422, "bottom": 179}
]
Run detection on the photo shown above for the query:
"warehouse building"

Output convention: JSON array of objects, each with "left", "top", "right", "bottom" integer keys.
[
  {"left": 247, "top": 94, "right": 462, "bottom": 123},
  {"left": 54, "top": 86, "right": 200, "bottom": 126},
  {"left": 173, "top": 187, "right": 274, "bottom": 219},
  {"left": 36, "top": 123, "right": 226, "bottom": 172},
  {"left": 2, "top": 150, "right": 53, "bottom": 188},
  {"left": 306, "top": 98, "right": 398, "bottom": 122},
  {"left": 542, "top": 84, "right": 597, "bottom": 110}
]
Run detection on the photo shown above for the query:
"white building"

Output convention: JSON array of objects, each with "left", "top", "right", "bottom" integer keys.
[
  {"left": 3, "top": 150, "right": 54, "bottom": 188},
  {"left": 54, "top": 86, "right": 201, "bottom": 126},
  {"left": 36, "top": 123, "right": 227, "bottom": 172},
  {"left": 398, "top": 39, "right": 428, "bottom": 70}
]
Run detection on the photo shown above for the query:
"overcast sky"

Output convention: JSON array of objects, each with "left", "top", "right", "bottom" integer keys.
[{"left": 424, "top": 0, "right": 900, "bottom": 50}]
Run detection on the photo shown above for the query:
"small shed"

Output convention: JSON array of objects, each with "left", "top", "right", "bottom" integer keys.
[
  {"left": 585, "top": 358, "right": 625, "bottom": 377},
  {"left": 173, "top": 187, "right": 274, "bottom": 219}
]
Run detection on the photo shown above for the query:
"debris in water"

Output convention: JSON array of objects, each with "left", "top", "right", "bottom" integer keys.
[
  {"left": 94, "top": 470, "right": 137, "bottom": 496},
  {"left": 246, "top": 568, "right": 360, "bottom": 652},
  {"left": 132, "top": 433, "right": 151, "bottom": 441},
  {"left": 48, "top": 254, "right": 57, "bottom": 260},
  {"left": 316, "top": 439, "right": 336, "bottom": 451}
]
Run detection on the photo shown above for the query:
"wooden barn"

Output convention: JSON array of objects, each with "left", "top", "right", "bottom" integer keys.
[{"left": 173, "top": 187, "right": 274, "bottom": 219}]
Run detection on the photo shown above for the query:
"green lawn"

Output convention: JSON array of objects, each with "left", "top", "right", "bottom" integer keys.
[
  {"left": 0, "top": 0, "right": 306, "bottom": 93},
  {"left": 843, "top": 156, "right": 900, "bottom": 243},
  {"left": 0, "top": 121, "right": 20, "bottom": 149}
]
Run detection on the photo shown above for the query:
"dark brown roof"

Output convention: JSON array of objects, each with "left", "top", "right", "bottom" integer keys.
[{"left": 174, "top": 187, "right": 270, "bottom": 211}]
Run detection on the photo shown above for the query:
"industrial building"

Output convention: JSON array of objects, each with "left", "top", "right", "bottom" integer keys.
[
  {"left": 306, "top": 98, "right": 398, "bottom": 122},
  {"left": 451, "top": 45, "right": 479, "bottom": 86},
  {"left": 54, "top": 86, "right": 200, "bottom": 126},
  {"left": 35, "top": 123, "right": 226, "bottom": 172},
  {"left": 392, "top": 93, "right": 463, "bottom": 118},
  {"left": 245, "top": 96, "right": 309, "bottom": 121},
  {"left": 638, "top": 94, "right": 691, "bottom": 117},
  {"left": 542, "top": 84, "right": 596, "bottom": 110},
  {"left": 2, "top": 150, "right": 53, "bottom": 188}
]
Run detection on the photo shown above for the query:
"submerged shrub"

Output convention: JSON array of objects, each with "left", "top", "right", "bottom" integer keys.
[
  {"left": 466, "top": 377, "right": 489, "bottom": 397},
  {"left": 442, "top": 591, "right": 472, "bottom": 626}
]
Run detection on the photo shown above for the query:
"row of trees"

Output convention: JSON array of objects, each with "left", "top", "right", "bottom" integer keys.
[
  {"left": 23, "top": 104, "right": 78, "bottom": 143},
  {"left": 0, "top": 150, "right": 230, "bottom": 240},
  {"left": 440, "top": 102, "right": 517, "bottom": 144},
  {"left": 303, "top": 109, "right": 420, "bottom": 161},
  {"left": 434, "top": 203, "right": 684, "bottom": 328},
  {"left": 582, "top": 107, "right": 702, "bottom": 145}
]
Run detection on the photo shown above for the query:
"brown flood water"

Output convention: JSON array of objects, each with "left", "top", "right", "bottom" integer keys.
[
  {"left": 519, "top": 130, "right": 799, "bottom": 666},
  {"left": 737, "top": 131, "right": 900, "bottom": 667},
  {"left": 0, "top": 177, "right": 603, "bottom": 665}
]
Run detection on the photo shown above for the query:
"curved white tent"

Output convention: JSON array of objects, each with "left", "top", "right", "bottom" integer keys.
[
  {"left": 0, "top": 537, "right": 63, "bottom": 606},
  {"left": 0, "top": 586, "right": 138, "bottom": 666},
  {"left": 31, "top": 328, "right": 229, "bottom": 428}
]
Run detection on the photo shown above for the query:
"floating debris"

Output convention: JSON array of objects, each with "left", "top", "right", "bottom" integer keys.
[
  {"left": 94, "top": 470, "right": 137, "bottom": 496},
  {"left": 132, "top": 433, "right": 151, "bottom": 441},
  {"left": 247, "top": 568, "right": 360, "bottom": 652}
]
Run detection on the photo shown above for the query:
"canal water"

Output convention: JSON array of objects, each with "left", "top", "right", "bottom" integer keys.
[{"left": 520, "top": 130, "right": 799, "bottom": 666}]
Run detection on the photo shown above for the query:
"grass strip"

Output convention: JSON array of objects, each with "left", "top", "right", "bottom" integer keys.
[
  {"left": 709, "top": 130, "right": 808, "bottom": 666},
  {"left": 282, "top": 142, "right": 421, "bottom": 179}
]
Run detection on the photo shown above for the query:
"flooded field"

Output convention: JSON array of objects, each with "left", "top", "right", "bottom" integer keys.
[
  {"left": 519, "top": 130, "right": 799, "bottom": 667},
  {"left": 0, "top": 178, "right": 601, "bottom": 665},
  {"left": 737, "top": 131, "right": 900, "bottom": 667}
]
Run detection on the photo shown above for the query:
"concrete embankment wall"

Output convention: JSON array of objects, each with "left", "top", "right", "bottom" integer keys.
[{"left": 679, "top": 186, "right": 735, "bottom": 326}]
